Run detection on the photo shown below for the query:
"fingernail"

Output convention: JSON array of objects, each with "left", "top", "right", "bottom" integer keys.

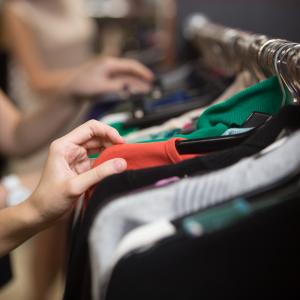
[{"left": 113, "top": 159, "right": 127, "bottom": 172}]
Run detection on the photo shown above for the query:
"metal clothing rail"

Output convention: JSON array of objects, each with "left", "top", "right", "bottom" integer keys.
[{"left": 185, "top": 14, "right": 300, "bottom": 101}]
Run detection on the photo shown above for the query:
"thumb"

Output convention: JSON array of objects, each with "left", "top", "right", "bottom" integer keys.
[{"left": 68, "top": 158, "right": 127, "bottom": 196}]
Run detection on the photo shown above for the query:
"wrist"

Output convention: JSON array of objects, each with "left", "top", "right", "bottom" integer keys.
[
  {"left": 61, "top": 67, "right": 88, "bottom": 100},
  {"left": 0, "top": 196, "right": 49, "bottom": 255},
  {"left": 18, "top": 194, "right": 49, "bottom": 232}
]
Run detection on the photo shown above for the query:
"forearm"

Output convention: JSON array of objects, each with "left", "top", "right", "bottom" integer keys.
[
  {"left": 28, "top": 68, "right": 80, "bottom": 97},
  {"left": 0, "top": 198, "right": 44, "bottom": 256},
  {"left": 11, "top": 98, "right": 85, "bottom": 157}
]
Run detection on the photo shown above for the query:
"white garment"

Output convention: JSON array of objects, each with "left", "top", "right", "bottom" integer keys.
[
  {"left": 97, "top": 220, "right": 176, "bottom": 300},
  {"left": 113, "top": 220, "right": 175, "bottom": 266},
  {"left": 1, "top": 175, "right": 31, "bottom": 206},
  {"left": 89, "top": 130, "right": 300, "bottom": 300}
]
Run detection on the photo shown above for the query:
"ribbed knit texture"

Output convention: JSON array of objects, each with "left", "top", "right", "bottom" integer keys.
[
  {"left": 89, "top": 129, "right": 300, "bottom": 300},
  {"left": 142, "top": 76, "right": 285, "bottom": 143},
  {"left": 176, "top": 76, "right": 284, "bottom": 139}
]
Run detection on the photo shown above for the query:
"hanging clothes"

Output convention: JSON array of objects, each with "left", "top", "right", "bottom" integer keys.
[
  {"left": 64, "top": 105, "right": 300, "bottom": 300},
  {"left": 105, "top": 192, "right": 300, "bottom": 300},
  {"left": 140, "top": 76, "right": 287, "bottom": 142},
  {"left": 88, "top": 129, "right": 300, "bottom": 299},
  {"left": 92, "top": 138, "right": 199, "bottom": 171}
]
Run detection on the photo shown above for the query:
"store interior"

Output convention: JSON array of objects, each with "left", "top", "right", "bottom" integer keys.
[{"left": 0, "top": 1, "right": 300, "bottom": 299}]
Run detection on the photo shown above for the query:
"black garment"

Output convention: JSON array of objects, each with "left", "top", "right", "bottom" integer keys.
[
  {"left": 63, "top": 105, "right": 300, "bottom": 300},
  {"left": 106, "top": 193, "right": 300, "bottom": 300},
  {"left": 123, "top": 94, "right": 216, "bottom": 129},
  {"left": 0, "top": 256, "right": 12, "bottom": 289},
  {"left": 0, "top": 50, "right": 9, "bottom": 92},
  {"left": 123, "top": 70, "right": 232, "bottom": 129},
  {"left": 0, "top": 152, "right": 12, "bottom": 288},
  {"left": 0, "top": 155, "right": 6, "bottom": 179}
]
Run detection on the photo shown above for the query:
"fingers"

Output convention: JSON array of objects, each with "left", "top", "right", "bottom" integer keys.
[
  {"left": 68, "top": 158, "right": 127, "bottom": 195},
  {"left": 100, "top": 79, "right": 129, "bottom": 94},
  {"left": 108, "top": 58, "right": 155, "bottom": 82},
  {"left": 59, "top": 120, "right": 124, "bottom": 147},
  {"left": 119, "top": 76, "right": 152, "bottom": 94},
  {"left": 103, "top": 77, "right": 152, "bottom": 94}
]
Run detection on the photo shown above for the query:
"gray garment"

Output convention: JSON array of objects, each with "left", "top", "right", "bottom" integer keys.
[{"left": 89, "top": 130, "right": 300, "bottom": 300}]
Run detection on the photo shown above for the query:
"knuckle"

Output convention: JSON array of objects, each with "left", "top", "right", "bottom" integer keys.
[
  {"left": 87, "top": 119, "right": 99, "bottom": 127},
  {"left": 105, "top": 57, "right": 115, "bottom": 66},
  {"left": 107, "top": 126, "right": 118, "bottom": 136},
  {"left": 49, "top": 139, "right": 63, "bottom": 154},
  {"left": 94, "top": 163, "right": 112, "bottom": 180},
  {"left": 87, "top": 119, "right": 102, "bottom": 134},
  {"left": 93, "top": 166, "right": 104, "bottom": 180}
]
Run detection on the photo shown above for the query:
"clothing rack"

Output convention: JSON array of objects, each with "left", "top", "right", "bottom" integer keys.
[{"left": 185, "top": 14, "right": 300, "bottom": 102}]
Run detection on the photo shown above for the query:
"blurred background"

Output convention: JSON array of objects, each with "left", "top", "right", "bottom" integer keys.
[{"left": 0, "top": 0, "right": 299, "bottom": 299}]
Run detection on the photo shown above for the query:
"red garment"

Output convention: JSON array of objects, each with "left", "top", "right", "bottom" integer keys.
[
  {"left": 83, "top": 138, "right": 198, "bottom": 211},
  {"left": 92, "top": 138, "right": 198, "bottom": 170}
]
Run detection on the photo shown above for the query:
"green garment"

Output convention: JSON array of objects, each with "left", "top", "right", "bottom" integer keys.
[
  {"left": 182, "top": 199, "right": 251, "bottom": 236},
  {"left": 140, "top": 76, "right": 289, "bottom": 143},
  {"left": 182, "top": 195, "right": 287, "bottom": 237},
  {"left": 110, "top": 122, "right": 138, "bottom": 137}
]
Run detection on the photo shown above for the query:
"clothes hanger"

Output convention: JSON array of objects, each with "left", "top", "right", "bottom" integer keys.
[
  {"left": 175, "top": 39, "right": 277, "bottom": 155},
  {"left": 287, "top": 45, "right": 300, "bottom": 93},
  {"left": 176, "top": 129, "right": 256, "bottom": 154},
  {"left": 258, "top": 40, "right": 300, "bottom": 105},
  {"left": 272, "top": 42, "right": 297, "bottom": 106},
  {"left": 175, "top": 103, "right": 300, "bottom": 155},
  {"left": 176, "top": 40, "right": 300, "bottom": 155},
  {"left": 276, "top": 44, "right": 300, "bottom": 104},
  {"left": 286, "top": 45, "right": 300, "bottom": 94}
]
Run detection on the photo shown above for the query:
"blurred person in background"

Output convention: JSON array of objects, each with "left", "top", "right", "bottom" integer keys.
[
  {"left": 1, "top": 1, "right": 153, "bottom": 298},
  {"left": 2, "top": 0, "right": 152, "bottom": 174}
]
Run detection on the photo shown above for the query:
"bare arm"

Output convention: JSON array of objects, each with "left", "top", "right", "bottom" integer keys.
[
  {"left": 0, "top": 120, "right": 127, "bottom": 255},
  {"left": 0, "top": 196, "right": 45, "bottom": 255},
  {"left": 0, "top": 90, "right": 83, "bottom": 157},
  {"left": 157, "top": 0, "right": 178, "bottom": 67},
  {"left": 3, "top": 4, "right": 154, "bottom": 99}
]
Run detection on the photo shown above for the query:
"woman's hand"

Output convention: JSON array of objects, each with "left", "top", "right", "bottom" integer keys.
[
  {"left": 27, "top": 120, "right": 127, "bottom": 224},
  {"left": 66, "top": 57, "right": 154, "bottom": 98},
  {"left": 0, "top": 120, "right": 127, "bottom": 255}
]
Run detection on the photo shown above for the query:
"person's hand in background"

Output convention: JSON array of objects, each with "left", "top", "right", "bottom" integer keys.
[
  {"left": 66, "top": 57, "right": 154, "bottom": 98},
  {"left": 0, "top": 120, "right": 127, "bottom": 255}
]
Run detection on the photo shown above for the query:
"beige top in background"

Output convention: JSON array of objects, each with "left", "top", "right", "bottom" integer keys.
[{"left": 7, "top": 0, "right": 97, "bottom": 173}]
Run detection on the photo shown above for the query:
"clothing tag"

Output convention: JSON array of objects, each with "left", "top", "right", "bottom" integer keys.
[
  {"left": 179, "top": 123, "right": 197, "bottom": 134},
  {"left": 222, "top": 127, "right": 253, "bottom": 136},
  {"left": 182, "top": 199, "right": 251, "bottom": 237},
  {"left": 154, "top": 176, "right": 181, "bottom": 188},
  {"left": 241, "top": 112, "right": 271, "bottom": 128}
]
